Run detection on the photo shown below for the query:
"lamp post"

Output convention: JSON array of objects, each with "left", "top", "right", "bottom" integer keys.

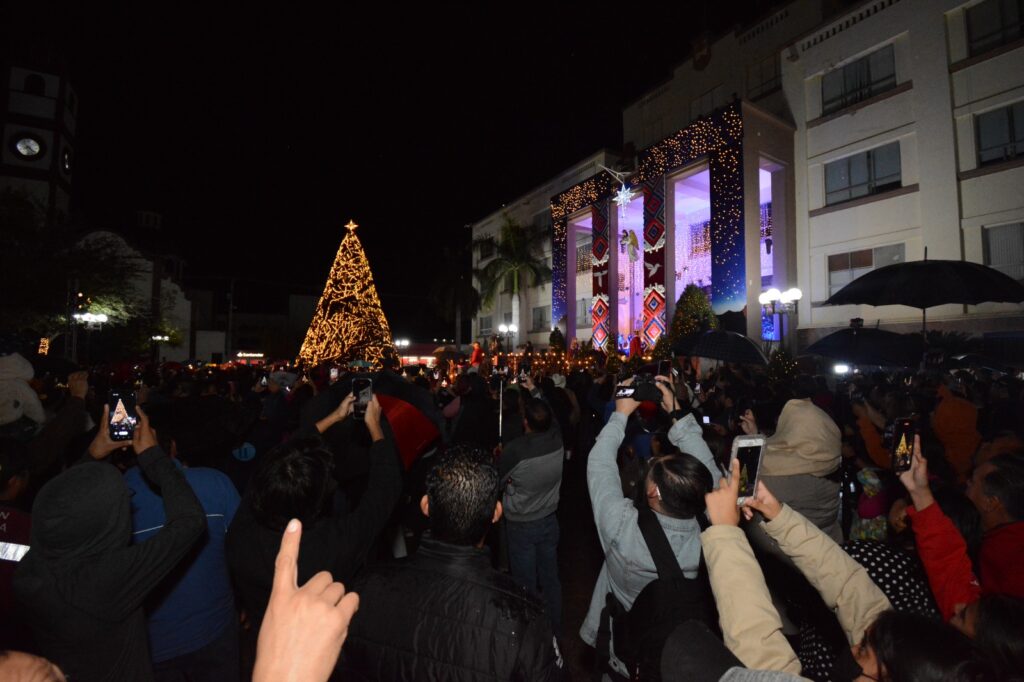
[
  {"left": 758, "top": 287, "right": 802, "bottom": 351},
  {"left": 497, "top": 323, "right": 518, "bottom": 355}
]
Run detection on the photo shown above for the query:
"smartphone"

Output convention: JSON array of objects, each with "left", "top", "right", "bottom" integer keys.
[
  {"left": 330, "top": 367, "right": 339, "bottom": 381},
  {"left": 352, "top": 377, "right": 373, "bottom": 420},
  {"left": 892, "top": 416, "right": 917, "bottom": 473},
  {"left": 108, "top": 390, "right": 138, "bottom": 441},
  {"left": 260, "top": 376, "right": 268, "bottom": 387},
  {"left": 614, "top": 385, "right": 637, "bottom": 399},
  {"left": 730, "top": 434, "right": 767, "bottom": 503},
  {"left": 702, "top": 415, "right": 711, "bottom": 425},
  {"left": 657, "top": 359, "right": 672, "bottom": 378}
]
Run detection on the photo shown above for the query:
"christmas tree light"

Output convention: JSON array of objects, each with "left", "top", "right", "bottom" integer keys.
[{"left": 298, "top": 220, "right": 395, "bottom": 367}]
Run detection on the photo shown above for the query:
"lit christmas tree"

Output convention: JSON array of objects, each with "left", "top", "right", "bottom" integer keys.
[{"left": 298, "top": 220, "right": 395, "bottom": 367}]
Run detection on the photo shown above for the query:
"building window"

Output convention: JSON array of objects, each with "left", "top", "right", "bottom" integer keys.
[
  {"left": 479, "top": 238, "right": 495, "bottom": 260},
  {"left": 531, "top": 305, "right": 551, "bottom": 332},
  {"left": 824, "top": 142, "right": 901, "bottom": 206},
  {"left": 983, "top": 223, "right": 1024, "bottom": 282},
  {"left": 828, "top": 243, "right": 905, "bottom": 297},
  {"left": 23, "top": 74, "right": 45, "bottom": 97},
  {"left": 479, "top": 316, "right": 492, "bottom": 335},
  {"left": 821, "top": 44, "right": 896, "bottom": 115},
  {"left": 966, "top": 0, "right": 1024, "bottom": 56},
  {"left": 503, "top": 311, "right": 513, "bottom": 325},
  {"left": 747, "top": 54, "right": 781, "bottom": 100},
  {"left": 576, "top": 298, "right": 591, "bottom": 327},
  {"left": 689, "top": 84, "right": 726, "bottom": 121},
  {"left": 976, "top": 101, "right": 1024, "bottom": 166}
]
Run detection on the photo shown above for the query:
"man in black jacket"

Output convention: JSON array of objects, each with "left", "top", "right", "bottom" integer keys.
[
  {"left": 339, "top": 444, "right": 564, "bottom": 681},
  {"left": 14, "top": 405, "right": 206, "bottom": 682}
]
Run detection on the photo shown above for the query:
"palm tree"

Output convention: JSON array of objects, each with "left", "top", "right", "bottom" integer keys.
[
  {"left": 429, "top": 243, "right": 482, "bottom": 349},
  {"left": 473, "top": 216, "right": 552, "bottom": 349}
]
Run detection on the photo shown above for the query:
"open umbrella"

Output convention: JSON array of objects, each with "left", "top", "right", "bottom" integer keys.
[
  {"left": 805, "top": 327, "right": 924, "bottom": 367},
  {"left": 826, "top": 257, "right": 1024, "bottom": 334},
  {"left": 671, "top": 329, "right": 768, "bottom": 366}
]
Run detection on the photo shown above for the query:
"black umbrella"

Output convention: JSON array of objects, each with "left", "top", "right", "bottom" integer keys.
[
  {"left": 804, "top": 327, "right": 924, "bottom": 367},
  {"left": 671, "top": 330, "right": 768, "bottom": 366},
  {"left": 826, "top": 258, "right": 1024, "bottom": 334}
]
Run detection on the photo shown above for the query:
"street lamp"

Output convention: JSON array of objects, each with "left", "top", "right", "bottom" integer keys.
[
  {"left": 497, "top": 323, "right": 518, "bottom": 354},
  {"left": 759, "top": 287, "right": 802, "bottom": 350}
]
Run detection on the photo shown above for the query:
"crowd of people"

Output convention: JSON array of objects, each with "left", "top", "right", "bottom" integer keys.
[{"left": 1, "top": 333, "right": 1023, "bottom": 681}]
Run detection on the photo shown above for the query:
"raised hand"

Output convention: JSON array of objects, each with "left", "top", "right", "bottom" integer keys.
[
  {"left": 87, "top": 405, "right": 130, "bottom": 460},
  {"left": 253, "top": 519, "right": 359, "bottom": 682},
  {"left": 614, "top": 377, "right": 642, "bottom": 417},
  {"left": 363, "top": 395, "right": 384, "bottom": 442},
  {"left": 742, "top": 480, "right": 783, "bottom": 522},
  {"left": 705, "top": 457, "right": 741, "bottom": 526},
  {"left": 898, "top": 435, "right": 934, "bottom": 511},
  {"left": 131, "top": 405, "right": 159, "bottom": 454}
]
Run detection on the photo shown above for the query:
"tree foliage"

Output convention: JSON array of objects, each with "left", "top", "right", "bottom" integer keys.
[
  {"left": 473, "top": 216, "right": 552, "bottom": 305},
  {"left": 0, "top": 189, "right": 145, "bottom": 337},
  {"left": 667, "top": 284, "right": 718, "bottom": 346}
]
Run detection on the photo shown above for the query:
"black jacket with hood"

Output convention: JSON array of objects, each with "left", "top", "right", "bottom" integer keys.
[{"left": 13, "top": 446, "right": 206, "bottom": 682}]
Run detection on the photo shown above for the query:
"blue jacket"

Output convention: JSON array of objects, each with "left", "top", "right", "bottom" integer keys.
[{"left": 124, "top": 463, "right": 240, "bottom": 663}]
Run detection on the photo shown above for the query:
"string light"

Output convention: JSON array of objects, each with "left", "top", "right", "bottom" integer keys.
[
  {"left": 38, "top": 337, "right": 49, "bottom": 356},
  {"left": 549, "top": 101, "right": 747, "bottom": 341},
  {"left": 298, "top": 219, "right": 395, "bottom": 367}
]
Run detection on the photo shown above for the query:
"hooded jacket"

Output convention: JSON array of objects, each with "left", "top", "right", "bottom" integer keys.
[{"left": 13, "top": 447, "right": 206, "bottom": 682}]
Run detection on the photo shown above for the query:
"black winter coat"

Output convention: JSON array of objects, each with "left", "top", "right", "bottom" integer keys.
[{"left": 339, "top": 535, "right": 564, "bottom": 681}]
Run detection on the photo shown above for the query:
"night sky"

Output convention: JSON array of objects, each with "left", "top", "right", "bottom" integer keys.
[{"left": 7, "top": 2, "right": 776, "bottom": 338}]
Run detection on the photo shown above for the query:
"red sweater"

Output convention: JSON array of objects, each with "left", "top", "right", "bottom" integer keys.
[
  {"left": 906, "top": 503, "right": 980, "bottom": 621},
  {"left": 979, "top": 521, "right": 1024, "bottom": 599}
]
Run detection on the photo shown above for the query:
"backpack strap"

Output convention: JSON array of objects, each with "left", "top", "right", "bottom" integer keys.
[{"left": 636, "top": 504, "right": 685, "bottom": 581}]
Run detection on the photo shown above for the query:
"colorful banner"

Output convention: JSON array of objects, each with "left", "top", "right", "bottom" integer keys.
[
  {"left": 642, "top": 177, "right": 667, "bottom": 347},
  {"left": 591, "top": 200, "right": 611, "bottom": 351}
]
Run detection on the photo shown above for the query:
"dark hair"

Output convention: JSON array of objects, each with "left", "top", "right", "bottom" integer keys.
[
  {"left": 524, "top": 398, "right": 552, "bottom": 433},
  {"left": 975, "top": 594, "right": 1024, "bottom": 680},
  {"left": 249, "top": 436, "right": 336, "bottom": 530},
  {"left": 867, "top": 611, "right": 981, "bottom": 681},
  {"left": 982, "top": 454, "right": 1024, "bottom": 521},
  {"left": 793, "top": 374, "right": 818, "bottom": 400},
  {"left": 425, "top": 444, "right": 499, "bottom": 545},
  {"left": 647, "top": 453, "right": 713, "bottom": 519}
]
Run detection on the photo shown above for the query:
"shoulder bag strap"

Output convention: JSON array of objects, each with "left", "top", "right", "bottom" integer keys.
[{"left": 636, "top": 504, "right": 685, "bottom": 581}]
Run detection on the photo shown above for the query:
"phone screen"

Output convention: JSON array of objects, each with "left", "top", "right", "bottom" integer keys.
[
  {"left": 614, "top": 385, "right": 636, "bottom": 399},
  {"left": 108, "top": 391, "right": 138, "bottom": 441},
  {"left": 330, "top": 368, "right": 339, "bottom": 381},
  {"left": 260, "top": 376, "right": 268, "bottom": 386},
  {"left": 732, "top": 440, "right": 765, "bottom": 498},
  {"left": 702, "top": 415, "right": 711, "bottom": 425},
  {"left": 892, "top": 417, "right": 916, "bottom": 473},
  {"left": 657, "top": 360, "right": 672, "bottom": 377},
  {"left": 352, "top": 377, "right": 373, "bottom": 419}
]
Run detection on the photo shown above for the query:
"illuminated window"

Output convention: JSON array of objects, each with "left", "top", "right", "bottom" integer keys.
[
  {"left": 983, "top": 223, "right": 1024, "bottom": 282},
  {"left": 824, "top": 142, "right": 901, "bottom": 206},
  {"left": 821, "top": 45, "right": 895, "bottom": 115},
  {"left": 967, "top": 0, "right": 1024, "bottom": 56},
  {"left": 976, "top": 102, "right": 1024, "bottom": 166},
  {"left": 828, "top": 243, "right": 905, "bottom": 297}
]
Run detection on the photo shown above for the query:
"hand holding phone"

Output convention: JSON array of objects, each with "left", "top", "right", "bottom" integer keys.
[
  {"left": 892, "top": 416, "right": 917, "bottom": 473},
  {"left": 729, "top": 434, "right": 767, "bottom": 504},
  {"left": 107, "top": 390, "right": 139, "bottom": 441},
  {"left": 352, "top": 377, "right": 373, "bottom": 420}
]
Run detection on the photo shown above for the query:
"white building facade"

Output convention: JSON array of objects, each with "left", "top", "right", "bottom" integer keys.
[
  {"left": 470, "top": 150, "right": 622, "bottom": 349},
  {"left": 783, "top": 0, "right": 1024, "bottom": 341}
]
